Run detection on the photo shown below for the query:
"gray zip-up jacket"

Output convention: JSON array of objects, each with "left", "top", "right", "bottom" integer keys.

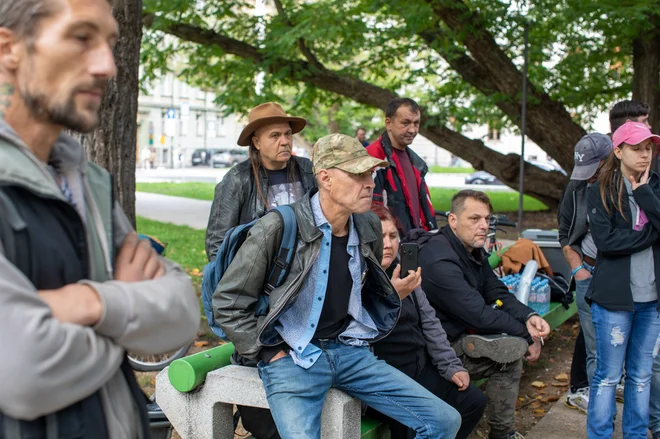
[{"left": 0, "top": 121, "right": 200, "bottom": 437}]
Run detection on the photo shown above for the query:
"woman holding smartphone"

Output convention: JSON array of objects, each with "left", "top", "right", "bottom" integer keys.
[
  {"left": 369, "top": 204, "right": 487, "bottom": 439},
  {"left": 586, "top": 121, "right": 660, "bottom": 438}
]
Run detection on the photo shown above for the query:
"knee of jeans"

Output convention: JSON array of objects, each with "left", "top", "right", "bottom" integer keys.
[
  {"left": 432, "top": 405, "right": 461, "bottom": 437},
  {"left": 653, "top": 333, "right": 660, "bottom": 359},
  {"left": 593, "top": 375, "right": 623, "bottom": 396}
]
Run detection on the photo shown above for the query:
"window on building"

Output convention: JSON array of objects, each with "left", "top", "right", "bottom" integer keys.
[
  {"left": 196, "top": 113, "right": 204, "bottom": 137},
  {"left": 207, "top": 119, "right": 217, "bottom": 138},
  {"left": 180, "top": 119, "right": 188, "bottom": 136}
]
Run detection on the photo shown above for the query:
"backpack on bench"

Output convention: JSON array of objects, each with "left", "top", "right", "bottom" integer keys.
[{"left": 201, "top": 205, "right": 298, "bottom": 340}]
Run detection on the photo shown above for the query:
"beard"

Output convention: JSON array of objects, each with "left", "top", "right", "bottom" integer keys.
[{"left": 20, "top": 83, "right": 105, "bottom": 134}]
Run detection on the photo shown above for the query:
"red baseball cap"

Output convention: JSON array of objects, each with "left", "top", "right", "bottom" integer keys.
[{"left": 612, "top": 121, "right": 660, "bottom": 149}]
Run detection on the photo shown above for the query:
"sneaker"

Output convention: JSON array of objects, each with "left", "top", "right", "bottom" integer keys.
[
  {"left": 489, "top": 431, "right": 525, "bottom": 439},
  {"left": 565, "top": 387, "right": 589, "bottom": 414},
  {"left": 616, "top": 383, "right": 624, "bottom": 403},
  {"left": 461, "top": 334, "right": 529, "bottom": 364}
]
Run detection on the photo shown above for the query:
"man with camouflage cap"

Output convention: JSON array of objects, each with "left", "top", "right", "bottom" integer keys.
[{"left": 214, "top": 133, "right": 461, "bottom": 438}]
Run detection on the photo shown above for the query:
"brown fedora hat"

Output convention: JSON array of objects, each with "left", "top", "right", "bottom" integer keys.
[{"left": 237, "top": 102, "right": 307, "bottom": 146}]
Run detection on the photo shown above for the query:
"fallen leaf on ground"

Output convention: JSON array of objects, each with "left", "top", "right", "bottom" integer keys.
[
  {"left": 541, "top": 395, "right": 561, "bottom": 403},
  {"left": 531, "top": 381, "right": 547, "bottom": 388},
  {"left": 551, "top": 381, "right": 569, "bottom": 387},
  {"left": 554, "top": 373, "right": 569, "bottom": 381},
  {"left": 194, "top": 340, "right": 209, "bottom": 347}
]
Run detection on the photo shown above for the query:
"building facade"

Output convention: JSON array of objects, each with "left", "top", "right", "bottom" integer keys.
[{"left": 137, "top": 73, "right": 243, "bottom": 167}]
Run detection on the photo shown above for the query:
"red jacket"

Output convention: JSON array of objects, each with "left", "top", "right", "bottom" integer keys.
[{"left": 367, "top": 133, "right": 437, "bottom": 232}]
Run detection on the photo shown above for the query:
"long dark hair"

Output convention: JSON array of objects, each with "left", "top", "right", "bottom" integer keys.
[
  {"left": 248, "top": 140, "right": 299, "bottom": 207},
  {"left": 598, "top": 150, "right": 628, "bottom": 222}
]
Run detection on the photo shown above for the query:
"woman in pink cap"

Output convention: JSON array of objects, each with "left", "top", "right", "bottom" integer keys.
[{"left": 586, "top": 121, "right": 660, "bottom": 439}]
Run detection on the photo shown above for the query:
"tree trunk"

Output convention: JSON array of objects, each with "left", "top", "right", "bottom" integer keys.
[
  {"left": 632, "top": 15, "right": 660, "bottom": 168},
  {"left": 632, "top": 16, "right": 660, "bottom": 132},
  {"left": 81, "top": 0, "right": 142, "bottom": 227}
]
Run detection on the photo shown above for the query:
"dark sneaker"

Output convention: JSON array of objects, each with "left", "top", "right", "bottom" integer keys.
[{"left": 461, "top": 334, "right": 529, "bottom": 364}]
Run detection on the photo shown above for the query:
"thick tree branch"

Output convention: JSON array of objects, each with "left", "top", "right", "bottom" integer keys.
[
  {"left": 421, "top": 0, "right": 585, "bottom": 171},
  {"left": 143, "top": 14, "right": 566, "bottom": 208}
]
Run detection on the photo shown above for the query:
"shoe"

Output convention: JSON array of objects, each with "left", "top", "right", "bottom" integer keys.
[
  {"left": 652, "top": 431, "right": 660, "bottom": 439},
  {"left": 488, "top": 431, "right": 525, "bottom": 439},
  {"left": 565, "top": 387, "right": 589, "bottom": 414},
  {"left": 461, "top": 334, "right": 529, "bottom": 364},
  {"left": 615, "top": 383, "right": 624, "bottom": 403}
]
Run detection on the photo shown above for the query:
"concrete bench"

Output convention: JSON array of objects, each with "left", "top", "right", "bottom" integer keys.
[{"left": 156, "top": 364, "right": 363, "bottom": 439}]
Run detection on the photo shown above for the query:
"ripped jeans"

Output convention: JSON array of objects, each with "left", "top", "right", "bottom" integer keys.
[{"left": 587, "top": 301, "right": 660, "bottom": 439}]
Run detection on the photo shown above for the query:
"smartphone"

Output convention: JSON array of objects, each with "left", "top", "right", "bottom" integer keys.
[{"left": 400, "top": 243, "right": 419, "bottom": 278}]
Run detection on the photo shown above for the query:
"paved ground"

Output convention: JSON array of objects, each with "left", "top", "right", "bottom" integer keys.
[
  {"left": 136, "top": 192, "right": 211, "bottom": 229},
  {"left": 136, "top": 166, "right": 512, "bottom": 191},
  {"left": 525, "top": 394, "right": 652, "bottom": 439}
]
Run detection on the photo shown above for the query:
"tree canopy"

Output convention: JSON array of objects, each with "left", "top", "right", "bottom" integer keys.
[{"left": 141, "top": 0, "right": 660, "bottom": 209}]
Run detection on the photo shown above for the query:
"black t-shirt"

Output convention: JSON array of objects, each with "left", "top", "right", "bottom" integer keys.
[
  {"left": 265, "top": 168, "right": 304, "bottom": 209},
  {"left": 314, "top": 234, "right": 353, "bottom": 339}
]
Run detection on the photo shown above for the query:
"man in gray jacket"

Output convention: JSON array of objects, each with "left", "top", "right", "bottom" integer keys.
[
  {"left": 214, "top": 133, "right": 461, "bottom": 439},
  {"left": 0, "top": 0, "right": 200, "bottom": 437}
]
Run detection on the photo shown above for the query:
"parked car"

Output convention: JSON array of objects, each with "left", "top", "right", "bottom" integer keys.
[
  {"left": 465, "top": 161, "right": 566, "bottom": 186},
  {"left": 529, "top": 160, "right": 567, "bottom": 176},
  {"left": 211, "top": 149, "right": 249, "bottom": 168},
  {"left": 465, "top": 170, "right": 503, "bottom": 185},
  {"left": 191, "top": 148, "right": 220, "bottom": 166}
]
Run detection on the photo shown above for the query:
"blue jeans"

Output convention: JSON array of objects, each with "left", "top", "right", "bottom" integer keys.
[
  {"left": 651, "top": 348, "right": 660, "bottom": 434},
  {"left": 257, "top": 341, "right": 461, "bottom": 439},
  {"left": 575, "top": 268, "right": 597, "bottom": 385},
  {"left": 587, "top": 301, "right": 660, "bottom": 439}
]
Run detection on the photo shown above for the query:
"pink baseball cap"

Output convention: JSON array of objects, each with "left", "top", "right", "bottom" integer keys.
[{"left": 612, "top": 121, "right": 660, "bottom": 149}]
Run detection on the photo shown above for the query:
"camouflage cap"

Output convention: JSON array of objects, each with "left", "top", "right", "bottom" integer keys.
[{"left": 312, "top": 133, "right": 389, "bottom": 175}]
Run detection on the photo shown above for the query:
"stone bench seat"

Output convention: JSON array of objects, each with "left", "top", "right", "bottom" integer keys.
[{"left": 156, "top": 364, "right": 363, "bottom": 439}]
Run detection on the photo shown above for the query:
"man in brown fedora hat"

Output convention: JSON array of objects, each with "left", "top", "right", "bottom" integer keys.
[
  {"left": 214, "top": 133, "right": 461, "bottom": 439},
  {"left": 206, "top": 102, "right": 316, "bottom": 439},
  {"left": 206, "top": 102, "right": 316, "bottom": 260}
]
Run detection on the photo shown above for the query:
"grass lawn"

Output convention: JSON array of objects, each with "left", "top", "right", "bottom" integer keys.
[
  {"left": 136, "top": 182, "right": 216, "bottom": 202},
  {"left": 136, "top": 216, "right": 207, "bottom": 291},
  {"left": 428, "top": 165, "right": 475, "bottom": 174},
  {"left": 429, "top": 188, "right": 548, "bottom": 212},
  {"left": 136, "top": 182, "right": 548, "bottom": 212}
]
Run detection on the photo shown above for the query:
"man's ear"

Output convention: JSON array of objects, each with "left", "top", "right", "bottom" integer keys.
[
  {"left": 448, "top": 212, "right": 458, "bottom": 229},
  {"left": 316, "top": 169, "right": 331, "bottom": 190},
  {"left": 0, "top": 28, "right": 22, "bottom": 71}
]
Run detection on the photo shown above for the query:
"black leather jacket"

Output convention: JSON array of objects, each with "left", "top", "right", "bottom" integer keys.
[{"left": 205, "top": 156, "right": 316, "bottom": 260}]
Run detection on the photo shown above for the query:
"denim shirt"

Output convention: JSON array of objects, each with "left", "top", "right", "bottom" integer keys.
[{"left": 275, "top": 193, "right": 378, "bottom": 368}]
